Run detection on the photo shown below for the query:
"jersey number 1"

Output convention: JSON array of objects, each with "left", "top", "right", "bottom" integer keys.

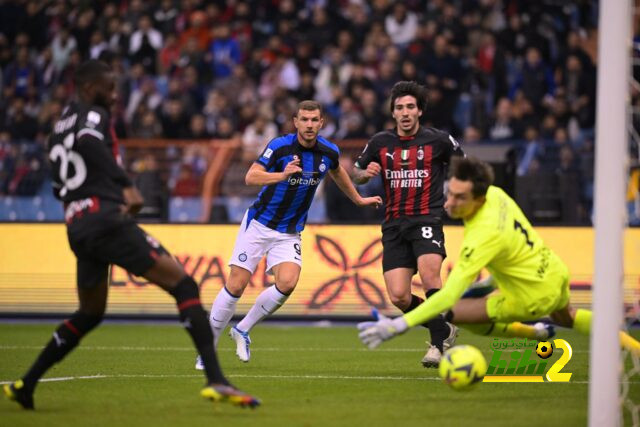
[{"left": 513, "top": 220, "right": 534, "bottom": 249}]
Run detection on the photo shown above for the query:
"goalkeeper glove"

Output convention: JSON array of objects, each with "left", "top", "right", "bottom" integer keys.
[{"left": 357, "top": 312, "right": 408, "bottom": 349}]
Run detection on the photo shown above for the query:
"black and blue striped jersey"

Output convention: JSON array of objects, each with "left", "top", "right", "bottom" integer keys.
[{"left": 248, "top": 133, "right": 340, "bottom": 233}]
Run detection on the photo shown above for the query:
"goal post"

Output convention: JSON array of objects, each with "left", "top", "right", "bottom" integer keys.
[{"left": 589, "top": 1, "right": 631, "bottom": 426}]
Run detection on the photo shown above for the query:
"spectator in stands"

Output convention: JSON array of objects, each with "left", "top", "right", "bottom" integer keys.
[
  {"left": 161, "top": 98, "right": 190, "bottom": 139},
  {"left": 178, "top": 10, "right": 211, "bottom": 52},
  {"left": 561, "top": 54, "right": 596, "bottom": 132},
  {"left": 202, "top": 90, "right": 233, "bottom": 135},
  {"left": 486, "top": 98, "right": 521, "bottom": 141},
  {"left": 0, "top": 131, "right": 14, "bottom": 194},
  {"left": 543, "top": 127, "right": 570, "bottom": 170},
  {"left": 88, "top": 31, "right": 108, "bottom": 60},
  {"left": 475, "top": 31, "right": 508, "bottom": 102},
  {"left": 0, "top": 0, "right": 604, "bottom": 225},
  {"left": 385, "top": 2, "right": 419, "bottom": 49},
  {"left": 360, "top": 89, "right": 385, "bottom": 137},
  {"left": 51, "top": 27, "right": 77, "bottom": 74},
  {"left": 241, "top": 113, "right": 278, "bottom": 162},
  {"left": 72, "top": 9, "right": 96, "bottom": 59},
  {"left": 517, "top": 126, "right": 545, "bottom": 177},
  {"left": 154, "top": 0, "right": 179, "bottom": 35},
  {"left": 423, "top": 35, "right": 463, "bottom": 128},
  {"left": 129, "top": 15, "right": 163, "bottom": 74},
  {"left": 314, "top": 47, "right": 352, "bottom": 106},
  {"left": 304, "top": 7, "right": 335, "bottom": 56},
  {"left": 133, "top": 153, "right": 168, "bottom": 222},
  {"left": 158, "top": 33, "right": 180, "bottom": 75},
  {"left": 463, "top": 126, "right": 483, "bottom": 145},
  {"left": 212, "top": 116, "right": 238, "bottom": 140},
  {"left": 173, "top": 163, "right": 200, "bottom": 197},
  {"left": 509, "top": 46, "right": 555, "bottom": 113},
  {"left": 3, "top": 47, "right": 38, "bottom": 98},
  {"left": 125, "top": 76, "right": 162, "bottom": 124},
  {"left": 6, "top": 97, "right": 38, "bottom": 142},
  {"left": 208, "top": 23, "right": 241, "bottom": 80},
  {"left": 187, "top": 114, "right": 212, "bottom": 140},
  {"left": 129, "top": 110, "right": 163, "bottom": 139},
  {"left": 105, "top": 16, "right": 128, "bottom": 58}
]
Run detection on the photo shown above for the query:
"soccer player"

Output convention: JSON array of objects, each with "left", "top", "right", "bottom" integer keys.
[
  {"left": 198, "top": 100, "right": 382, "bottom": 366},
  {"left": 351, "top": 81, "right": 462, "bottom": 367},
  {"left": 358, "top": 157, "right": 640, "bottom": 355},
  {"left": 3, "top": 60, "right": 259, "bottom": 410}
]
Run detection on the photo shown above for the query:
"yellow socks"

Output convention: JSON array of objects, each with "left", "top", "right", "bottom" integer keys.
[
  {"left": 573, "top": 309, "right": 591, "bottom": 335},
  {"left": 461, "top": 322, "right": 538, "bottom": 338},
  {"left": 574, "top": 308, "right": 640, "bottom": 355}
]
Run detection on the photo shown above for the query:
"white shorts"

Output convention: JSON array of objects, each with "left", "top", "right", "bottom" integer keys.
[{"left": 229, "top": 211, "right": 302, "bottom": 274}]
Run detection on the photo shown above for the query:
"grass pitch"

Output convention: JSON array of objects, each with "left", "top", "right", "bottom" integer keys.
[{"left": 0, "top": 322, "right": 637, "bottom": 426}]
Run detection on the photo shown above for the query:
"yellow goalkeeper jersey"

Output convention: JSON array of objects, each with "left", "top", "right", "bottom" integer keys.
[{"left": 404, "top": 185, "right": 566, "bottom": 328}]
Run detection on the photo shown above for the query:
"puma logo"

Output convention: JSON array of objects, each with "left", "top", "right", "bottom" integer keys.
[
  {"left": 53, "top": 332, "right": 66, "bottom": 347},
  {"left": 432, "top": 240, "right": 442, "bottom": 248},
  {"left": 385, "top": 152, "right": 395, "bottom": 159}
]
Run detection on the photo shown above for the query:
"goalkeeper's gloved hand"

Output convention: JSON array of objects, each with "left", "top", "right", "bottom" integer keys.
[{"left": 357, "top": 311, "right": 408, "bottom": 349}]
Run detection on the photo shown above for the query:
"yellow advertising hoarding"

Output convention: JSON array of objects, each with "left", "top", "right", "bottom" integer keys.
[{"left": 0, "top": 224, "right": 638, "bottom": 316}]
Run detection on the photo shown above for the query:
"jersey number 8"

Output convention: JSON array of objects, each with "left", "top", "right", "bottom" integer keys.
[{"left": 421, "top": 226, "right": 433, "bottom": 239}]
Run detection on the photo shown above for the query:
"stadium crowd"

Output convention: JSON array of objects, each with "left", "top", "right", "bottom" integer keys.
[{"left": 0, "top": 0, "right": 637, "bottom": 225}]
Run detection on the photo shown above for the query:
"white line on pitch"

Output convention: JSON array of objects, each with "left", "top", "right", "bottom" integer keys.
[
  {"left": 0, "top": 345, "right": 592, "bottom": 353},
  {"left": 0, "top": 373, "right": 613, "bottom": 385}
]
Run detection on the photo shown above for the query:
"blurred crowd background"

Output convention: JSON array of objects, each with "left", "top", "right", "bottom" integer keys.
[{"left": 0, "top": 0, "right": 638, "bottom": 225}]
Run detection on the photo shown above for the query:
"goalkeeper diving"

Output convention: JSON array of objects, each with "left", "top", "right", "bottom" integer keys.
[{"left": 358, "top": 157, "right": 640, "bottom": 355}]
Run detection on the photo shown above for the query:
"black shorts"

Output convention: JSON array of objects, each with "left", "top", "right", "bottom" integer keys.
[
  {"left": 381, "top": 217, "right": 446, "bottom": 272},
  {"left": 68, "top": 222, "right": 168, "bottom": 289}
]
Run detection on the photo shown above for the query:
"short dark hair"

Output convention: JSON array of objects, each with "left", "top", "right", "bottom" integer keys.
[
  {"left": 448, "top": 156, "right": 495, "bottom": 198},
  {"left": 74, "top": 60, "right": 112, "bottom": 88},
  {"left": 297, "top": 100, "right": 323, "bottom": 116},
  {"left": 389, "top": 81, "right": 427, "bottom": 113}
]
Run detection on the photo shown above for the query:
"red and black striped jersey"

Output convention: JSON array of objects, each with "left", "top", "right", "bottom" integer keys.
[
  {"left": 355, "top": 127, "right": 463, "bottom": 223},
  {"left": 48, "top": 101, "right": 131, "bottom": 204}
]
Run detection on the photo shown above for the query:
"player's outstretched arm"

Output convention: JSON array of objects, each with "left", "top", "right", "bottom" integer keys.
[
  {"left": 329, "top": 166, "right": 382, "bottom": 207},
  {"left": 245, "top": 160, "right": 301, "bottom": 186},
  {"left": 351, "top": 162, "right": 381, "bottom": 185}
]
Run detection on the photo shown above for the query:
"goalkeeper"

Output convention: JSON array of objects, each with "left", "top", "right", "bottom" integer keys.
[{"left": 359, "top": 156, "right": 640, "bottom": 355}]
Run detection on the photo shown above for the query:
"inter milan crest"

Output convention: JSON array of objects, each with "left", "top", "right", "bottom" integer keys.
[
  {"left": 319, "top": 163, "right": 326, "bottom": 172},
  {"left": 238, "top": 252, "right": 248, "bottom": 262}
]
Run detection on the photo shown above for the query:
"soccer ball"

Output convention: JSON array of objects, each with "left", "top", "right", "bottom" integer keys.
[
  {"left": 535, "top": 341, "right": 553, "bottom": 359},
  {"left": 438, "top": 345, "right": 487, "bottom": 390}
]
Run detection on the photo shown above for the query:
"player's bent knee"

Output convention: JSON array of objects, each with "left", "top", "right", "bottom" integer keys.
[
  {"left": 388, "top": 294, "right": 411, "bottom": 311},
  {"left": 226, "top": 266, "right": 252, "bottom": 295},
  {"left": 144, "top": 254, "right": 187, "bottom": 290},
  {"left": 275, "top": 277, "right": 298, "bottom": 294}
]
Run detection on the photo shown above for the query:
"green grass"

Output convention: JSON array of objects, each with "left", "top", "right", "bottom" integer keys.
[{"left": 0, "top": 323, "right": 637, "bottom": 426}]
